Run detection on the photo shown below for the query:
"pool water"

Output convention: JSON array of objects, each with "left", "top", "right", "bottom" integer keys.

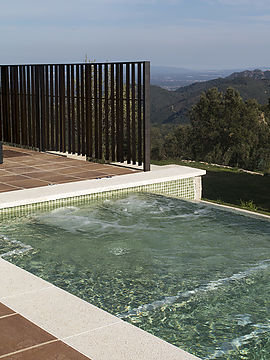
[{"left": 1, "top": 194, "right": 270, "bottom": 359}]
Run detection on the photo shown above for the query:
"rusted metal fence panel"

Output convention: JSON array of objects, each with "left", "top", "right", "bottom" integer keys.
[{"left": 0, "top": 61, "right": 150, "bottom": 171}]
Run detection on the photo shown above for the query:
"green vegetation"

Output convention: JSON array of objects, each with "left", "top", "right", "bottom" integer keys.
[
  {"left": 152, "top": 87, "right": 270, "bottom": 173},
  {"left": 150, "top": 69, "right": 270, "bottom": 125},
  {"left": 203, "top": 170, "right": 270, "bottom": 215},
  {"left": 151, "top": 81, "right": 270, "bottom": 215},
  {"left": 152, "top": 158, "right": 270, "bottom": 215}
]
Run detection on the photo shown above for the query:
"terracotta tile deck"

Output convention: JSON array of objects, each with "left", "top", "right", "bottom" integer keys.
[
  {"left": 0, "top": 302, "right": 91, "bottom": 359},
  {"left": 0, "top": 145, "right": 139, "bottom": 193}
]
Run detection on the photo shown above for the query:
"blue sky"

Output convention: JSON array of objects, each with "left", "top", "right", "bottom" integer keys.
[{"left": 1, "top": 0, "right": 270, "bottom": 69}]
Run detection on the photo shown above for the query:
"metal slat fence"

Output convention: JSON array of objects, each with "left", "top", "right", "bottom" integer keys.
[{"left": 0, "top": 62, "right": 150, "bottom": 171}]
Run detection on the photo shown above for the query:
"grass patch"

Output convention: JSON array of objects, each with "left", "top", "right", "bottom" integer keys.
[
  {"left": 152, "top": 159, "right": 270, "bottom": 215},
  {"left": 202, "top": 171, "right": 270, "bottom": 215}
]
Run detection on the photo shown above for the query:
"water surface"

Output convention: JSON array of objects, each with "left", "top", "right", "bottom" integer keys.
[{"left": 1, "top": 194, "right": 270, "bottom": 359}]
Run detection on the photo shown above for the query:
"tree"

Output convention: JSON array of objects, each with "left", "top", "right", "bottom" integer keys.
[{"left": 187, "top": 87, "right": 270, "bottom": 171}]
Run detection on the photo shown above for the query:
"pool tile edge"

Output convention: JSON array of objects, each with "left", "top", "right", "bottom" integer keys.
[{"left": 0, "top": 165, "right": 205, "bottom": 219}]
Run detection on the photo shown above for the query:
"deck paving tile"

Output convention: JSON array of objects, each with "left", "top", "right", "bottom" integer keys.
[
  {"left": 26, "top": 174, "right": 81, "bottom": 183},
  {"left": 38, "top": 157, "right": 74, "bottom": 163},
  {"left": 0, "top": 175, "right": 31, "bottom": 183},
  {"left": 3, "top": 341, "right": 91, "bottom": 360},
  {"left": 0, "top": 145, "right": 139, "bottom": 192},
  {"left": 0, "top": 303, "right": 15, "bottom": 317},
  {"left": 54, "top": 159, "right": 89, "bottom": 166},
  {"left": 31, "top": 163, "right": 73, "bottom": 171},
  {"left": 21, "top": 171, "right": 59, "bottom": 179},
  {"left": 73, "top": 170, "right": 110, "bottom": 178},
  {"left": 0, "top": 183, "right": 20, "bottom": 192},
  {"left": 2, "top": 150, "right": 31, "bottom": 158},
  {"left": 56, "top": 167, "right": 92, "bottom": 175},
  {"left": 0, "top": 169, "right": 13, "bottom": 176},
  {"left": 12, "top": 159, "right": 52, "bottom": 165},
  {"left": 6, "top": 178, "right": 50, "bottom": 189},
  {"left": 0, "top": 314, "right": 56, "bottom": 357},
  {"left": 107, "top": 167, "right": 137, "bottom": 175},
  {"left": 0, "top": 162, "right": 25, "bottom": 169},
  {"left": 50, "top": 178, "right": 85, "bottom": 184},
  {"left": 4, "top": 167, "right": 40, "bottom": 175},
  {"left": 80, "top": 164, "right": 112, "bottom": 170}
]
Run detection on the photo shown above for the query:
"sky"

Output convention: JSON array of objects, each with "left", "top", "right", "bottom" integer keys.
[{"left": 1, "top": 0, "right": 270, "bottom": 70}]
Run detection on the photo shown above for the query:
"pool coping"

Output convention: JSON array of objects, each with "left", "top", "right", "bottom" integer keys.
[
  {"left": 0, "top": 165, "right": 206, "bottom": 210},
  {"left": 200, "top": 200, "right": 270, "bottom": 220},
  {"left": 0, "top": 257, "right": 200, "bottom": 360}
]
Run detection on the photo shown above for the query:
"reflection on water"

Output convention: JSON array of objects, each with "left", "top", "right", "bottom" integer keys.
[{"left": 1, "top": 194, "right": 270, "bottom": 359}]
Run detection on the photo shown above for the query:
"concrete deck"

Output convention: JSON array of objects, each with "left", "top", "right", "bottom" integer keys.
[{"left": 0, "top": 258, "right": 200, "bottom": 360}]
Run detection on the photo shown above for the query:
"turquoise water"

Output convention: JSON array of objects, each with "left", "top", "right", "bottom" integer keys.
[{"left": 0, "top": 194, "right": 270, "bottom": 359}]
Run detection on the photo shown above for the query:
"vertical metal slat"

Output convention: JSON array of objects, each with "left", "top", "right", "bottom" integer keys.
[
  {"left": 67, "top": 64, "right": 71, "bottom": 153},
  {"left": 81, "top": 64, "right": 85, "bottom": 156},
  {"left": 98, "top": 64, "right": 103, "bottom": 159},
  {"left": 71, "top": 65, "right": 75, "bottom": 153},
  {"left": 131, "top": 63, "right": 136, "bottom": 164},
  {"left": 54, "top": 65, "right": 59, "bottom": 150},
  {"left": 94, "top": 64, "right": 98, "bottom": 158},
  {"left": 39, "top": 65, "right": 45, "bottom": 151},
  {"left": 14, "top": 67, "right": 20, "bottom": 144},
  {"left": 44, "top": 65, "right": 49, "bottom": 150},
  {"left": 143, "top": 61, "right": 151, "bottom": 171},
  {"left": 0, "top": 67, "right": 2, "bottom": 141},
  {"left": 31, "top": 66, "right": 36, "bottom": 147},
  {"left": 49, "top": 65, "right": 54, "bottom": 149},
  {"left": 26, "top": 66, "right": 31, "bottom": 146},
  {"left": 21, "top": 66, "right": 27, "bottom": 146},
  {"left": 115, "top": 64, "right": 120, "bottom": 161},
  {"left": 110, "top": 64, "right": 115, "bottom": 162},
  {"left": 119, "top": 63, "right": 124, "bottom": 162},
  {"left": 85, "top": 64, "right": 92, "bottom": 157},
  {"left": 10, "top": 67, "right": 16, "bottom": 143},
  {"left": 126, "top": 63, "right": 131, "bottom": 164},
  {"left": 35, "top": 66, "right": 40, "bottom": 149},
  {"left": 59, "top": 64, "right": 65, "bottom": 152},
  {"left": 137, "top": 63, "right": 142, "bottom": 166},
  {"left": 104, "top": 64, "right": 109, "bottom": 160},
  {"left": 76, "top": 64, "right": 81, "bottom": 155}
]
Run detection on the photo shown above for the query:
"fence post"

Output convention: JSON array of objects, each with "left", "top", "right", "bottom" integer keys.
[
  {"left": 0, "top": 66, "right": 2, "bottom": 142},
  {"left": 0, "top": 142, "right": 2, "bottom": 164},
  {"left": 143, "top": 61, "right": 150, "bottom": 172}
]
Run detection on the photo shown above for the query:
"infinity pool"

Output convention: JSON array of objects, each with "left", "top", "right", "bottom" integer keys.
[{"left": 1, "top": 194, "right": 270, "bottom": 359}]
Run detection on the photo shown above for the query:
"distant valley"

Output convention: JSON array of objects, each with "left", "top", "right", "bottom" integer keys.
[
  {"left": 150, "top": 68, "right": 270, "bottom": 125},
  {"left": 151, "top": 66, "right": 237, "bottom": 91}
]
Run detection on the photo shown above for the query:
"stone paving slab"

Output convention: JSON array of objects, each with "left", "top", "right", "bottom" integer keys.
[{"left": 0, "top": 145, "right": 138, "bottom": 193}]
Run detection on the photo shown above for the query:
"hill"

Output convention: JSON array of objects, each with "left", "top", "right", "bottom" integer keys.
[
  {"left": 150, "top": 85, "right": 190, "bottom": 125},
  {"left": 150, "top": 69, "right": 270, "bottom": 125},
  {"left": 150, "top": 66, "right": 235, "bottom": 90}
]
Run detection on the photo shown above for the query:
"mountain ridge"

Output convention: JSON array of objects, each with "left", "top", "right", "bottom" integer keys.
[{"left": 150, "top": 69, "right": 270, "bottom": 125}]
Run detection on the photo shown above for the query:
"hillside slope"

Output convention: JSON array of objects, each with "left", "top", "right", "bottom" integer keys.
[{"left": 150, "top": 70, "right": 270, "bottom": 125}]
